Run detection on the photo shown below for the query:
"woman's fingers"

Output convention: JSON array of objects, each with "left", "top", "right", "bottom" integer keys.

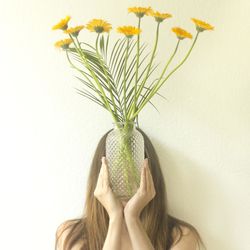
[
  {"left": 145, "top": 159, "right": 150, "bottom": 192},
  {"left": 98, "top": 157, "right": 106, "bottom": 188},
  {"left": 146, "top": 160, "right": 156, "bottom": 197},
  {"left": 102, "top": 157, "right": 110, "bottom": 187},
  {"left": 140, "top": 159, "right": 147, "bottom": 192},
  {"left": 96, "top": 161, "right": 103, "bottom": 181},
  {"left": 94, "top": 160, "right": 104, "bottom": 196},
  {"left": 148, "top": 167, "right": 154, "bottom": 191},
  {"left": 143, "top": 158, "right": 155, "bottom": 194}
]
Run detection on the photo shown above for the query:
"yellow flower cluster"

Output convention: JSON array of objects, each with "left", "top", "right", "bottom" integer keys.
[
  {"left": 128, "top": 6, "right": 152, "bottom": 18},
  {"left": 51, "top": 10, "right": 214, "bottom": 49},
  {"left": 172, "top": 27, "right": 193, "bottom": 40},
  {"left": 54, "top": 38, "right": 73, "bottom": 49},
  {"left": 52, "top": 16, "right": 71, "bottom": 30},
  {"left": 64, "top": 25, "right": 84, "bottom": 37},
  {"left": 86, "top": 19, "right": 112, "bottom": 33},
  {"left": 117, "top": 26, "right": 141, "bottom": 38},
  {"left": 149, "top": 11, "right": 172, "bottom": 23},
  {"left": 191, "top": 18, "right": 214, "bottom": 32}
]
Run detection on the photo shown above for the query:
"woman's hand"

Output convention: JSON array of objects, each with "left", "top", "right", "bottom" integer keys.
[
  {"left": 94, "top": 156, "right": 123, "bottom": 219},
  {"left": 124, "top": 158, "right": 156, "bottom": 219}
]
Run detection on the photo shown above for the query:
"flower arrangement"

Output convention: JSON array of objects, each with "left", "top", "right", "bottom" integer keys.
[
  {"left": 52, "top": 6, "right": 214, "bottom": 197},
  {"left": 52, "top": 7, "right": 213, "bottom": 127}
]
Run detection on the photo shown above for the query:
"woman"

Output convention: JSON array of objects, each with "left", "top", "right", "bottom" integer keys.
[{"left": 55, "top": 128, "right": 206, "bottom": 250}]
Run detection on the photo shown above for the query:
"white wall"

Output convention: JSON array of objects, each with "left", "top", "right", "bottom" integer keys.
[{"left": 0, "top": 0, "right": 250, "bottom": 249}]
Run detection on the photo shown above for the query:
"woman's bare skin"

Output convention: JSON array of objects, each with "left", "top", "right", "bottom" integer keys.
[{"left": 120, "top": 200, "right": 133, "bottom": 250}]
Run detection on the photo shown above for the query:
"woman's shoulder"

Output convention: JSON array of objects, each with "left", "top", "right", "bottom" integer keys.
[
  {"left": 56, "top": 219, "right": 77, "bottom": 237},
  {"left": 56, "top": 219, "right": 84, "bottom": 250},
  {"left": 171, "top": 225, "right": 192, "bottom": 237},
  {"left": 171, "top": 225, "right": 197, "bottom": 246},
  {"left": 56, "top": 220, "right": 74, "bottom": 250}
]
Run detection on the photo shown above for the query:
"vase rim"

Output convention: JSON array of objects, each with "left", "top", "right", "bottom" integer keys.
[
  {"left": 112, "top": 121, "right": 136, "bottom": 124},
  {"left": 112, "top": 121, "right": 138, "bottom": 128}
]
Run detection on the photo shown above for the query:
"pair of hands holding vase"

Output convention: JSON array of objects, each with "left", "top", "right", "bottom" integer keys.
[{"left": 94, "top": 156, "right": 156, "bottom": 220}]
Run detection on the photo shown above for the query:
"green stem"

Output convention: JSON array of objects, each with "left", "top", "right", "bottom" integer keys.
[
  {"left": 65, "top": 50, "right": 108, "bottom": 105},
  {"left": 119, "top": 123, "right": 140, "bottom": 196},
  {"left": 102, "top": 34, "right": 125, "bottom": 121},
  {"left": 66, "top": 50, "right": 93, "bottom": 85},
  {"left": 136, "top": 39, "right": 181, "bottom": 111},
  {"left": 95, "top": 34, "right": 119, "bottom": 119},
  {"left": 70, "top": 34, "right": 119, "bottom": 126},
  {"left": 131, "top": 31, "right": 200, "bottom": 120},
  {"left": 105, "top": 33, "right": 110, "bottom": 62},
  {"left": 127, "top": 22, "right": 160, "bottom": 120},
  {"left": 66, "top": 38, "right": 108, "bottom": 108},
  {"left": 131, "top": 17, "right": 141, "bottom": 120},
  {"left": 123, "top": 38, "right": 130, "bottom": 120}
]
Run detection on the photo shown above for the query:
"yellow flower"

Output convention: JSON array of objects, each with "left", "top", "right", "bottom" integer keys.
[
  {"left": 128, "top": 6, "right": 152, "bottom": 18},
  {"left": 54, "top": 38, "right": 73, "bottom": 49},
  {"left": 191, "top": 18, "right": 214, "bottom": 32},
  {"left": 64, "top": 25, "right": 84, "bottom": 37},
  {"left": 149, "top": 10, "right": 172, "bottom": 23},
  {"left": 172, "top": 27, "right": 193, "bottom": 40},
  {"left": 52, "top": 16, "right": 71, "bottom": 30},
  {"left": 117, "top": 26, "right": 141, "bottom": 38},
  {"left": 86, "top": 19, "right": 112, "bottom": 33}
]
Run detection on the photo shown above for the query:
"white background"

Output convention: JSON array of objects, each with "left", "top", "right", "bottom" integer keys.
[{"left": 0, "top": 0, "right": 250, "bottom": 249}]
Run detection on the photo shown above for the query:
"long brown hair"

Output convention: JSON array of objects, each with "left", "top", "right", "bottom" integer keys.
[{"left": 55, "top": 127, "right": 206, "bottom": 250}]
